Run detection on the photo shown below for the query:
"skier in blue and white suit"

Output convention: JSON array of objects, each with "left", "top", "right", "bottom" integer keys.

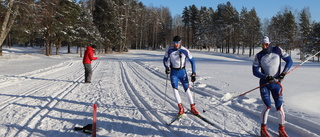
[
  {"left": 163, "top": 35, "right": 199, "bottom": 115},
  {"left": 252, "top": 36, "right": 292, "bottom": 137}
]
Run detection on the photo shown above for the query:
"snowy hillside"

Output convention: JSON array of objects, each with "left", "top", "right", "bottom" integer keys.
[{"left": 0, "top": 47, "right": 319, "bottom": 137}]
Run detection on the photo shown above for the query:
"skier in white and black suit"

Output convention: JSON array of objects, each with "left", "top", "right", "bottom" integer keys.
[
  {"left": 163, "top": 35, "right": 199, "bottom": 115},
  {"left": 252, "top": 36, "right": 293, "bottom": 137}
]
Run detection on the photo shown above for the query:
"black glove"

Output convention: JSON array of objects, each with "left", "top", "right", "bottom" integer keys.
[
  {"left": 191, "top": 73, "right": 196, "bottom": 82},
  {"left": 265, "top": 75, "right": 274, "bottom": 81},
  {"left": 278, "top": 72, "right": 286, "bottom": 80},
  {"left": 165, "top": 67, "right": 170, "bottom": 74}
]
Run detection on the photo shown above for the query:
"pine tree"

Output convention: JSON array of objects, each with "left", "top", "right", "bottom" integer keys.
[
  {"left": 299, "top": 8, "right": 312, "bottom": 60},
  {"left": 93, "top": 0, "right": 121, "bottom": 52},
  {"left": 182, "top": 7, "right": 191, "bottom": 48},
  {"left": 311, "top": 22, "right": 320, "bottom": 61}
]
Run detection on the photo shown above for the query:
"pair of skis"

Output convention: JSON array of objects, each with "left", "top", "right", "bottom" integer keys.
[{"left": 166, "top": 112, "right": 215, "bottom": 127}]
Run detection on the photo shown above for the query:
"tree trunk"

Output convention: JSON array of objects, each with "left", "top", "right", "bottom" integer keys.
[
  {"left": 56, "top": 40, "right": 61, "bottom": 55},
  {"left": 45, "top": 41, "right": 49, "bottom": 56},
  {"left": 68, "top": 42, "right": 71, "bottom": 54},
  {"left": 0, "top": 0, "right": 19, "bottom": 56},
  {"left": 49, "top": 42, "right": 53, "bottom": 55}
]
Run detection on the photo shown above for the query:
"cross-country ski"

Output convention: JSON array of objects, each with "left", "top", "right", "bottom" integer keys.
[{"left": 166, "top": 114, "right": 184, "bottom": 126}]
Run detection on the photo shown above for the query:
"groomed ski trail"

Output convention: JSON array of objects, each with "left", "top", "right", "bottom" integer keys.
[{"left": 0, "top": 51, "right": 319, "bottom": 137}]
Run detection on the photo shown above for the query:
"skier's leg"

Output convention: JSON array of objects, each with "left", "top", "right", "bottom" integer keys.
[
  {"left": 173, "top": 88, "right": 182, "bottom": 104},
  {"left": 171, "top": 70, "right": 184, "bottom": 114},
  {"left": 179, "top": 69, "right": 191, "bottom": 99},
  {"left": 261, "top": 105, "right": 270, "bottom": 125},
  {"left": 271, "top": 85, "right": 289, "bottom": 137},
  {"left": 84, "top": 64, "right": 91, "bottom": 82},
  {"left": 277, "top": 105, "right": 285, "bottom": 125},
  {"left": 270, "top": 83, "right": 285, "bottom": 125},
  {"left": 260, "top": 86, "right": 271, "bottom": 125},
  {"left": 173, "top": 88, "right": 184, "bottom": 115},
  {"left": 87, "top": 64, "right": 93, "bottom": 82},
  {"left": 185, "top": 88, "right": 194, "bottom": 104},
  {"left": 185, "top": 88, "right": 199, "bottom": 114},
  {"left": 83, "top": 64, "right": 88, "bottom": 82},
  {"left": 170, "top": 70, "right": 179, "bottom": 89},
  {"left": 260, "top": 105, "right": 271, "bottom": 137},
  {"left": 180, "top": 70, "right": 198, "bottom": 114}
]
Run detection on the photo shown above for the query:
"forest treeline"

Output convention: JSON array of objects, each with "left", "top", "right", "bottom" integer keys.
[{"left": 0, "top": 0, "right": 319, "bottom": 60}]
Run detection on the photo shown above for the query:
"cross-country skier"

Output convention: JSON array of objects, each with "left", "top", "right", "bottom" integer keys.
[
  {"left": 83, "top": 45, "right": 98, "bottom": 83},
  {"left": 252, "top": 36, "right": 293, "bottom": 137},
  {"left": 163, "top": 35, "right": 199, "bottom": 115}
]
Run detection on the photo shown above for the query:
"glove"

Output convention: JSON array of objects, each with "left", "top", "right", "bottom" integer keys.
[
  {"left": 165, "top": 67, "right": 170, "bottom": 74},
  {"left": 191, "top": 73, "right": 196, "bottom": 82},
  {"left": 278, "top": 72, "right": 286, "bottom": 80},
  {"left": 265, "top": 75, "right": 274, "bottom": 81}
]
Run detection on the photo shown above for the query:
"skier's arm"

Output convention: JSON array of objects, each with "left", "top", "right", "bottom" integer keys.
[
  {"left": 89, "top": 52, "right": 98, "bottom": 60},
  {"left": 189, "top": 58, "right": 196, "bottom": 74},
  {"left": 252, "top": 65, "right": 266, "bottom": 79},
  {"left": 281, "top": 56, "right": 293, "bottom": 73},
  {"left": 252, "top": 55, "right": 266, "bottom": 79},
  {"left": 182, "top": 49, "right": 196, "bottom": 73},
  {"left": 278, "top": 47, "right": 292, "bottom": 73},
  {"left": 163, "top": 50, "right": 169, "bottom": 68}
]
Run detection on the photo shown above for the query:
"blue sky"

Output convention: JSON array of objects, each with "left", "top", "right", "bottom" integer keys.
[{"left": 138, "top": 0, "right": 320, "bottom": 22}]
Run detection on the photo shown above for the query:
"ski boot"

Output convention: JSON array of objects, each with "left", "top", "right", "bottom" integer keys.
[
  {"left": 279, "top": 124, "right": 289, "bottom": 137},
  {"left": 178, "top": 103, "right": 184, "bottom": 115},
  {"left": 190, "top": 104, "right": 199, "bottom": 115},
  {"left": 260, "top": 124, "right": 270, "bottom": 137}
]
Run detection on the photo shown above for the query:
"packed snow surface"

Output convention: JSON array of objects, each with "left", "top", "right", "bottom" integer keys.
[{"left": 0, "top": 47, "right": 319, "bottom": 137}]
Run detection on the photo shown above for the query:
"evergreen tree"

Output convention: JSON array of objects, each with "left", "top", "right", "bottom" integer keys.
[
  {"left": 281, "top": 10, "right": 296, "bottom": 54},
  {"left": 310, "top": 22, "right": 320, "bottom": 61},
  {"left": 54, "top": 0, "right": 81, "bottom": 55},
  {"left": 93, "top": 0, "right": 121, "bottom": 52},
  {"left": 189, "top": 5, "right": 199, "bottom": 48},
  {"left": 182, "top": 6, "right": 191, "bottom": 48},
  {"left": 299, "top": 8, "right": 312, "bottom": 60},
  {"left": 247, "top": 8, "right": 261, "bottom": 56}
]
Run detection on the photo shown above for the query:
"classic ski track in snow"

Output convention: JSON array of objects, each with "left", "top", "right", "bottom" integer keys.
[
  {"left": 134, "top": 60, "right": 320, "bottom": 137},
  {"left": 119, "top": 61, "right": 184, "bottom": 137},
  {"left": 0, "top": 50, "right": 319, "bottom": 137},
  {"left": 0, "top": 60, "right": 100, "bottom": 137},
  {"left": 120, "top": 60, "right": 230, "bottom": 136},
  {"left": 0, "top": 61, "right": 81, "bottom": 110},
  {"left": 127, "top": 60, "right": 255, "bottom": 136}
]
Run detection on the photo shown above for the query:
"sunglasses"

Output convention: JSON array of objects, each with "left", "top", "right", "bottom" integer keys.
[{"left": 173, "top": 41, "right": 180, "bottom": 44}]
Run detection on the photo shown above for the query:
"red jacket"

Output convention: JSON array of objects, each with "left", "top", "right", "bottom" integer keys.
[{"left": 83, "top": 46, "right": 98, "bottom": 64}]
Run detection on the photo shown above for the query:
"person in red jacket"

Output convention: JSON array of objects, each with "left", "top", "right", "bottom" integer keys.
[{"left": 83, "top": 45, "right": 98, "bottom": 83}]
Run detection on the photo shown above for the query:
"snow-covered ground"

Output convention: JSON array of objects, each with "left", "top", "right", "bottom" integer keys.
[{"left": 0, "top": 46, "right": 319, "bottom": 137}]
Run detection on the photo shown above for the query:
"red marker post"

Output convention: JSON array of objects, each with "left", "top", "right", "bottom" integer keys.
[{"left": 92, "top": 104, "right": 97, "bottom": 137}]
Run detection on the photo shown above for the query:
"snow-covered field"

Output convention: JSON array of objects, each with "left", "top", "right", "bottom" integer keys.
[{"left": 0, "top": 46, "right": 319, "bottom": 137}]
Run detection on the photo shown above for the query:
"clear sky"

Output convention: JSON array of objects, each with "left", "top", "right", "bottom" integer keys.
[{"left": 138, "top": 0, "right": 320, "bottom": 22}]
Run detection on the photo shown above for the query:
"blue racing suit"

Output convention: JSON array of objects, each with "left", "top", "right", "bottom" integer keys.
[
  {"left": 252, "top": 45, "right": 293, "bottom": 110},
  {"left": 163, "top": 46, "right": 196, "bottom": 91}
]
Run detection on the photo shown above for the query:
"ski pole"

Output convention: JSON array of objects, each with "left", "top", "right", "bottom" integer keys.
[
  {"left": 286, "top": 50, "right": 320, "bottom": 75},
  {"left": 278, "top": 50, "right": 320, "bottom": 96},
  {"left": 164, "top": 74, "right": 168, "bottom": 108},
  {"left": 192, "top": 82, "right": 195, "bottom": 104},
  {"left": 202, "top": 81, "right": 275, "bottom": 113},
  {"left": 225, "top": 51, "right": 320, "bottom": 100},
  {"left": 203, "top": 50, "right": 320, "bottom": 113}
]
